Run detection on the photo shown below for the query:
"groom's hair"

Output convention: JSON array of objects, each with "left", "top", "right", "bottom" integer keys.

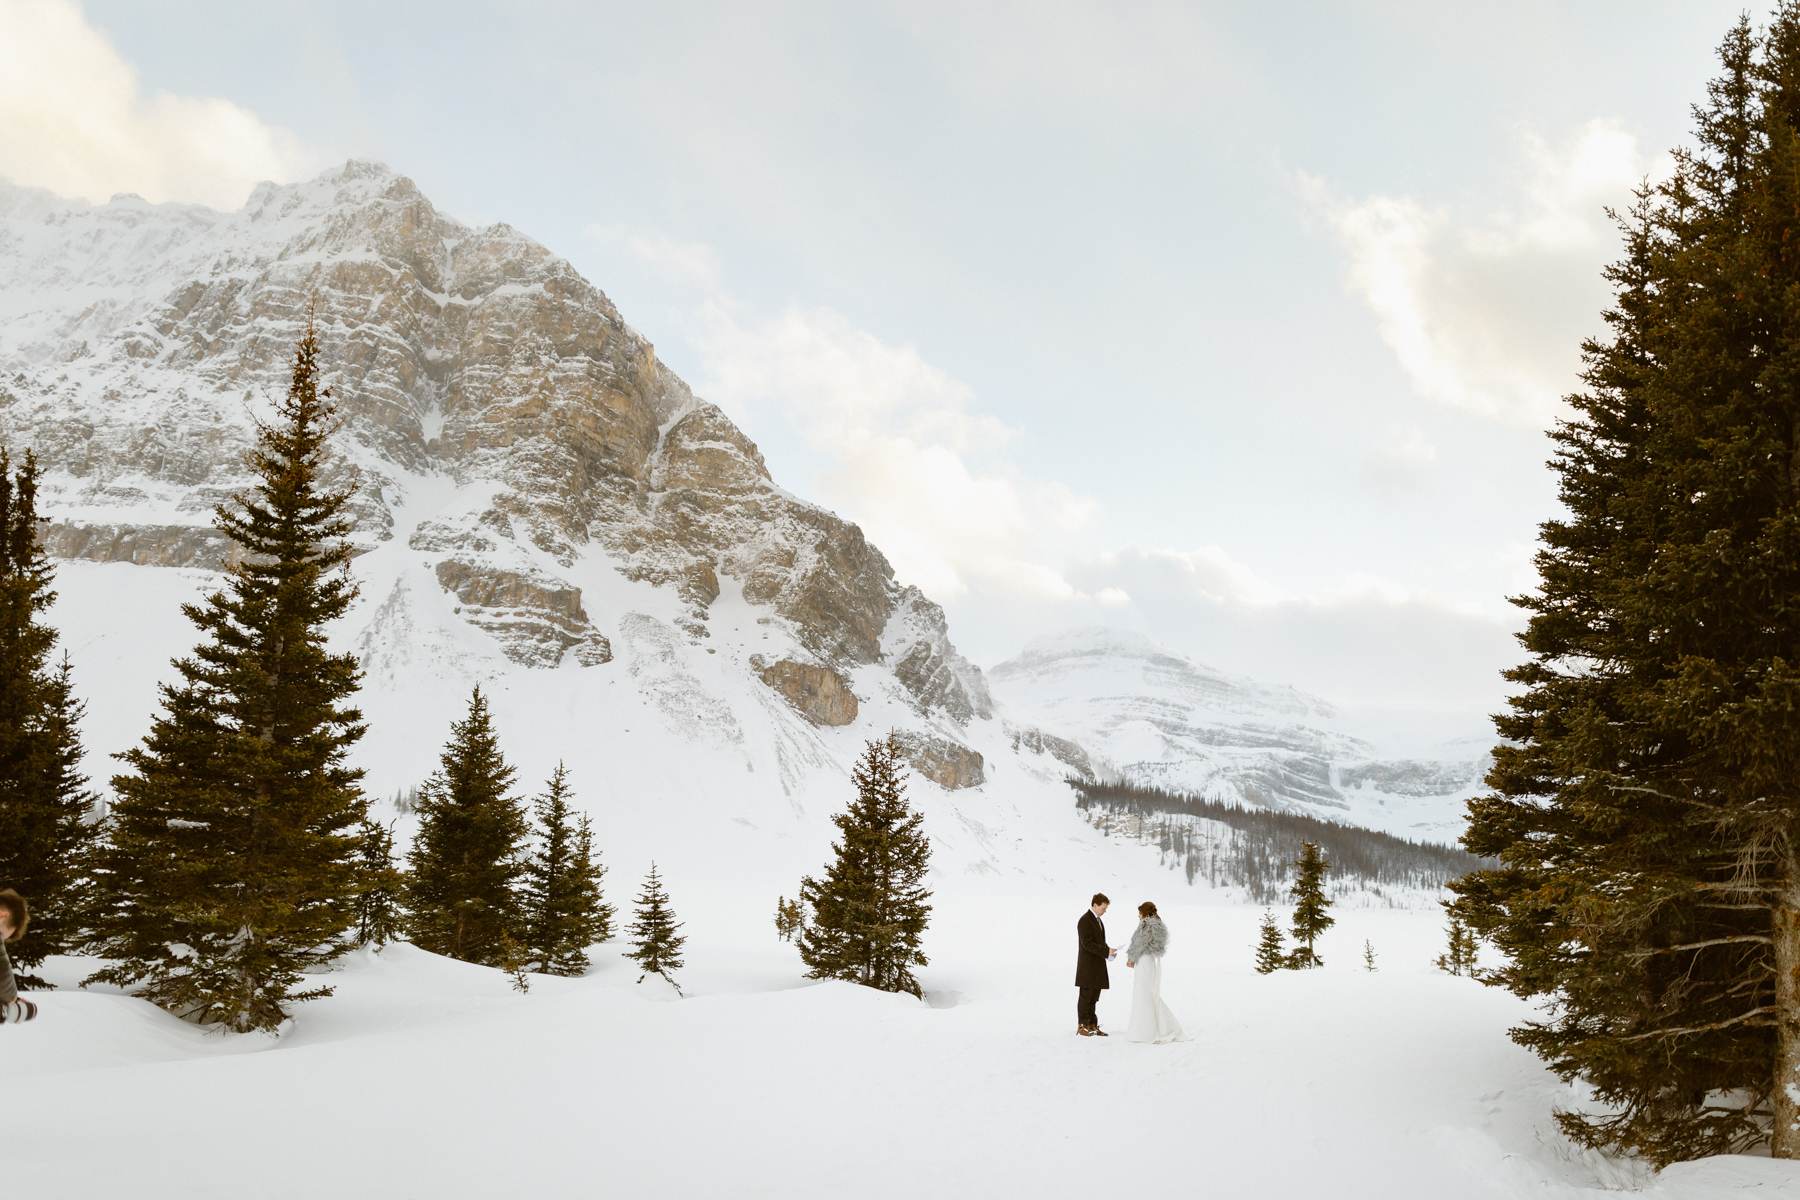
[{"left": 1091, "top": 893, "right": 1109, "bottom": 907}]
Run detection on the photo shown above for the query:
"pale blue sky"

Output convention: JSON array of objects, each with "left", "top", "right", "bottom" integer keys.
[{"left": 1, "top": 1, "right": 1752, "bottom": 727}]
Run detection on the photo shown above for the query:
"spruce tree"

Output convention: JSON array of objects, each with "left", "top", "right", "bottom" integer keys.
[
  {"left": 27, "top": 654, "right": 100, "bottom": 966},
  {"left": 574, "top": 814, "right": 614, "bottom": 947},
  {"left": 87, "top": 322, "right": 369, "bottom": 1031},
  {"left": 1254, "top": 910, "right": 1286, "bottom": 975},
  {"left": 1435, "top": 913, "right": 1478, "bottom": 977},
  {"left": 0, "top": 453, "right": 98, "bottom": 983},
  {"left": 1451, "top": 11, "right": 1800, "bottom": 1162},
  {"left": 1363, "top": 940, "right": 1378, "bottom": 973},
  {"left": 524, "top": 763, "right": 611, "bottom": 976},
  {"left": 404, "top": 686, "right": 529, "bottom": 965},
  {"left": 625, "top": 862, "right": 685, "bottom": 990},
  {"left": 796, "top": 735, "right": 933, "bottom": 997},
  {"left": 774, "top": 896, "right": 803, "bottom": 943},
  {"left": 353, "top": 819, "right": 404, "bottom": 949},
  {"left": 1288, "top": 842, "right": 1332, "bottom": 969}
]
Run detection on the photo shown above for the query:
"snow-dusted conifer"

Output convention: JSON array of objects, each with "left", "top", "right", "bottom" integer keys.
[
  {"left": 1288, "top": 842, "right": 1332, "bottom": 969},
  {"left": 88, "top": 322, "right": 368, "bottom": 1031},
  {"left": 797, "top": 735, "right": 933, "bottom": 997},
  {"left": 524, "top": 763, "right": 611, "bottom": 975},
  {"left": 625, "top": 862, "right": 685, "bottom": 991},
  {"left": 1254, "top": 910, "right": 1286, "bottom": 975},
  {"left": 404, "top": 686, "right": 529, "bottom": 965}
]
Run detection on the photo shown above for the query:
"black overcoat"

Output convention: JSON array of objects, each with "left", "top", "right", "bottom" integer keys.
[{"left": 1075, "top": 909, "right": 1110, "bottom": 989}]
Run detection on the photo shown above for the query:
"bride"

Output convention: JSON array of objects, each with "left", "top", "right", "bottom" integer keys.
[{"left": 1124, "top": 901, "right": 1185, "bottom": 1044}]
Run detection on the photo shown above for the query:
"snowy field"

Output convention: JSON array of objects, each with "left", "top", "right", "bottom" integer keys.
[
  {"left": 8, "top": 893, "right": 1796, "bottom": 1199},
  {"left": 15, "top": 564, "right": 1800, "bottom": 1197}
]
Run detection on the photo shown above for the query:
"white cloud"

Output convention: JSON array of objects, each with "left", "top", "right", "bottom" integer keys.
[
  {"left": 695, "top": 301, "right": 1097, "bottom": 602},
  {"left": 611, "top": 228, "right": 1516, "bottom": 722},
  {"left": 0, "top": 0, "right": 313, "bottom": 208},
  {"left": 1303, "top": 119, "right": 1666, "bottom": 427},
  {"left": 586, "top": 225, "right": 725, "bottom": 295}
]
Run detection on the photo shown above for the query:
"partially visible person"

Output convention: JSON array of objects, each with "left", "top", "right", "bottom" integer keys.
[{"left": 0, "top": 889, "right": 39, "bottom": 1025}]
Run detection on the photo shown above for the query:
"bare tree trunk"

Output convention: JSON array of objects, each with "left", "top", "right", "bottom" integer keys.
[{"left": 1774, "top": 866, "right": 1800, "bottom": 1157}]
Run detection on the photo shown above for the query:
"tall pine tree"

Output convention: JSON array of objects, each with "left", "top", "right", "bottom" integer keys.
[
  {"left": 0, "top": 452, "right": 100, "bottom": 984},
  {"left": 404, "top": 686, "right": 529, "bottom": 965},
  {"left": 87, "top": 320, "right": 369, "bottom": 1031},
  {"left": 624, "top": 862, "right": 685, "bottom": 990},
  {"left": 1288, "top": 842, "right": 1332, "bottom": 969},
  {"left": 796, "top": 735, "right": 933, "bottom": 998},
  {"left": 524, "top": 763, "right": 612, "bottom": 976},
  {"left": 1453, "top": 10, "right": 1800, "bottom": 1162}
]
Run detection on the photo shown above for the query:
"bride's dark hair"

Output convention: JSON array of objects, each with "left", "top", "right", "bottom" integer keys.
[{"left": 1138, "top": 901, "right": 1157, "bottom": 918}]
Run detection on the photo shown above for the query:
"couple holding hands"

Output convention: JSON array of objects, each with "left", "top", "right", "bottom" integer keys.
[{"left": 1074, "top": 893, "right": 1184, "bottom": 1043}]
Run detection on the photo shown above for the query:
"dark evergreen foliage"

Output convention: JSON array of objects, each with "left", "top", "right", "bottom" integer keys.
[
  {"left": 774, "top": 896, "right": 803, "bottom": 943},
  {"left": 1435, "top": 912, "right": 1478, "bottom": 977},
  {"left": 796, "top": 735, "right": 933, "bottom": 998},
  {"left": 0, "top": 452, "right": 98, "bottom": 984},
  {"left": 1450, "top": 10, "right": 1800, "bottom": 1162},
  {"left": 624, "top": 862, "right": 685, "bottom": 990},
  {"left": 404, "top": 686, "right": 529, "bottom": 965},
  {"left": 1254, "top": 910, "right": 1286, "bottom": 975},
  {"left": 353, "top": 819, "right": 404, "bottom": 949},
  {"left": 524, "top": 763, "right": 612, "bottom": 976},
  {"left": 86, "top": 322, "right": 368, "bottom": 1031},
  {"left": 1288, "top": 842, "right": 1333, "bottom": 969}
]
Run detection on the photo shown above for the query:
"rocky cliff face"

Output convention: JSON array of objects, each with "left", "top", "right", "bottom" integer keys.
[{"left": 0, "top": 163, "right": 990, "bottom": 763}]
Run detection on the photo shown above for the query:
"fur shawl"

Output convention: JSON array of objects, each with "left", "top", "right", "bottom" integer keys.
[{"left": 1127, "top": 916, "right": 1169, "bottom": 961}]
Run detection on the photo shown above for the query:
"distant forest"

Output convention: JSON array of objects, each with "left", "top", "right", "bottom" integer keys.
[{"left": 1070, "top": 779, "right": 1488, "bottom": 906}]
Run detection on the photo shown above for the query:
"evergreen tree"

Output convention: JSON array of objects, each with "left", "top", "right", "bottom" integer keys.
[
  {"left": 404, "top": 686, "right": 529, "bottom": 965},
  {"left": 86, "top": 322, "right": 369, "bottom": 1031},
  {"left": 0, "top": 453, "right": 98, "bottom": 984},
  {"left": 499, "top": 933, "right": 531, "bottom": 994},
  {"left": 774, "top": 896, "right": 803, "bottom": 943},
  {"left": 1451, "top": 11, "right": 1800, "bottom": 1162},
  {"left": 796, "top": 735, "right": 933, "bottom": 997},
  {"left": 1254, "top": 910, "right": 1286, "bottom": 975},
  {"left": 624, "top": 862, "right": 685, "bottom": 991},
  {"left": 353, "top": 818, "right": 404, "bottom": 949},
  {"left": 14, "top": 653, "right": 101, "bottom": 982},
  {"left": 524, "top": 763, "right": 611, "bottom": 976},
  {"left": 573, "top": 814, "right": 614, "bottom": 948},
  {"left": 1363, "top": 940, "right": 1378, "bottom": 974},
  {"left": 1435, "top": 913, "right": 1478, "bottom": 977},
  {"left": 1288, "top": 842, "right": 1332, "bottom": 969}
]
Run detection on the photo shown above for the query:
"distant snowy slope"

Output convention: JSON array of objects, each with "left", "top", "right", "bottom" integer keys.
[{"left": 989, "top": 627, "right": 1488, "bottom": 842}]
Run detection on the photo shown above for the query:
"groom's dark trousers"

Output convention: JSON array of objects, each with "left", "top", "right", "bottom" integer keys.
[{"left": 1075, "top": 909, "right": 1110, "bottom": 1028}]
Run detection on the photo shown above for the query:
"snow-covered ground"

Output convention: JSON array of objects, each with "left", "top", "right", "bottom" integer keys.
[
  {"left": 8, "top": 894, "right": 1792, "bottom": 1199},
  {"left": 20, "top": 562, "right": 1799, "bottom": 1197}
]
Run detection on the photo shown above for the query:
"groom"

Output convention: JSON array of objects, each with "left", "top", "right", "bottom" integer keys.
[{"left": 1075, "top": 892, "right": 1117, "bottom": 1037}]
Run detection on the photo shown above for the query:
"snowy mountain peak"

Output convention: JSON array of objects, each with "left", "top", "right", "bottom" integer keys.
[
  {"left": 1, "top": 161, "right": 998, "bottom": 798},
  {"left": 994, "top": 625, "right": 1337, "bottom": 724},
  {"left": 990, "top": 625, "right": 1484, "bottom": 840}
]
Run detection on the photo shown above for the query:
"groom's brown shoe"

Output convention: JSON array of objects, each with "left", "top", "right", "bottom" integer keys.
[
  {"left": 1090, "top": 1027, "right": 1109, "bottom": 1037},
  {"left": 1077, "top": 1025, "right": 1095, "bottom": 1036}
]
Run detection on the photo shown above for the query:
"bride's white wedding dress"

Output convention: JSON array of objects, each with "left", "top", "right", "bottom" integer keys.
[
  {"left": 1123, "top": 921, "right": 1180, "bottom": 1043},
  {"left": 1125, "top": 953, "right": 1185, "bottom": 1043}
]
